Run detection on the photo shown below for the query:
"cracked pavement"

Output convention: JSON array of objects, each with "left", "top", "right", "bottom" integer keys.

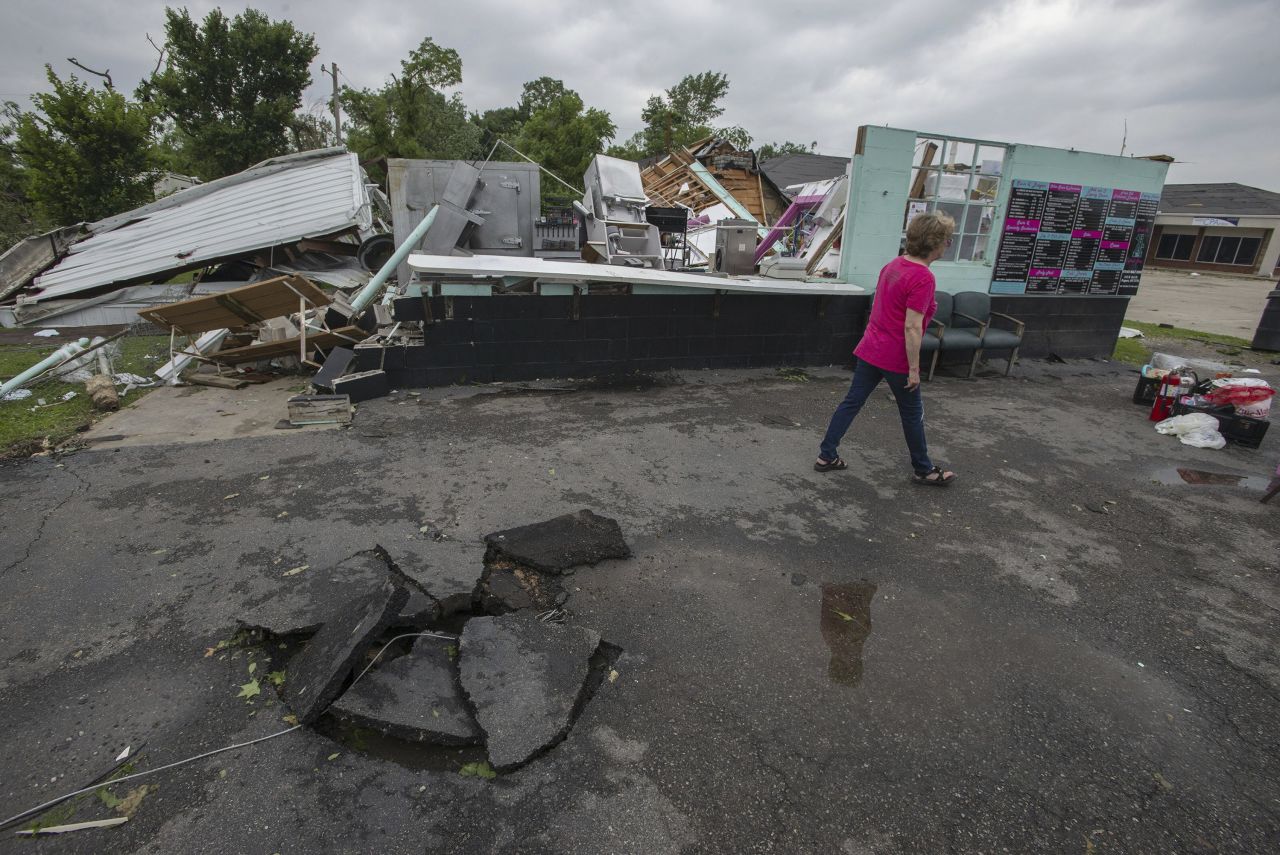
[{"left": 1, "top": 363, "right": 1278, "bottom": 853}]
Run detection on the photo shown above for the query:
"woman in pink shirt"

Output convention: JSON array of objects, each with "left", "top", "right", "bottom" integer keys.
[{"left": 815, "top": 211, "right": 957, "bottom": 486}]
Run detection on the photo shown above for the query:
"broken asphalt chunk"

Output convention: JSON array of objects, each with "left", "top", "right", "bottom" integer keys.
[
  {"left": 386, "top": 539, "right": 486, "bottom": 616},
  {"left": 283, "top": 575, "right": 408, "bottom": 725},
  {"left": 237, "top": 548, "right": 396, "bottom": 639},
  {"left": 459, "top": 613, "right": 601, "bottom": 771},
  {"left": 483, "top": 509, "right": 630, "bottom": 574},
  {"left": 330, "top": 637, "right": 481, "bottom": 745}
]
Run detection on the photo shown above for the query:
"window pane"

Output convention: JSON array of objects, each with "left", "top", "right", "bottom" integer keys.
[
  {"left": 1216, "top": 236, "right": 1240, "bottom": 263},
  {"left": 1197, "top": 235, "right": 1220, "bottom": 262},
  {"left": 1236, "top": 237, "right": 1261, "bottom": 266},
  {"left": 1156, "top": 234, "right": 1179, "bottom": 258},
  {"left": 1174, "top": 235, "right": 1195, "bottom": 260}
]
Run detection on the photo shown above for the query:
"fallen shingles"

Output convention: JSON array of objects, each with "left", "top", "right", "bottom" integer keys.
[
  {"left": 329, "top": 637, "right": 480, "bottom": 745},
  {"left": 459, "top": 613, "right": 601, "bottom": 771},
  {"left": 483, "top": 509, "right": 629, "bottom": 574},
  {"left": 283, "top": 574, "right": 408, "bottom": 725}
]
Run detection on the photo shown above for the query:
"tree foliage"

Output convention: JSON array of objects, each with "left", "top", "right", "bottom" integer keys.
[
  {"left": 757, "top": 140, "right": 817, "bottom": 160},
  {"left": 144, "top": 7, "right": 318, "bottom": 180},
  {"left": 513, "top": 88, "right": 615, "bottom": 200},
  {"left": 471, "top": 77, "right": 575, "bottom": 157},
  {"left": 14, "top": 68, "right": 157, "bottom": 229},
  {"left": 609, "top": 71, "right": 739, "bottom": 160},
  {"left": 341, "top": 37, "right": 481, "bottom": 183},
  {"left": 0, "top": 103, "right": 34, "bottom": 247}
]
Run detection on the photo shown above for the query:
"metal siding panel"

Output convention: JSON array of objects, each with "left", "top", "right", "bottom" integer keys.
[{"left": 30, "top": 153, "right": 370, "bottom": 301}]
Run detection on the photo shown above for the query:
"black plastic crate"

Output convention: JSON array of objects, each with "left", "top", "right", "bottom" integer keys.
[
  {"left": 1133, "top": 374, "right": 1160, "bottom": 405},
  {"left": 1171, "top": 401, "right": 1270, "bottom": 449}
]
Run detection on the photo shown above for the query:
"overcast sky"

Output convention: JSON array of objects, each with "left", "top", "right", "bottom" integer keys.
[{"left": 2, "top": 0, "right": 1277, "bottom": 190}]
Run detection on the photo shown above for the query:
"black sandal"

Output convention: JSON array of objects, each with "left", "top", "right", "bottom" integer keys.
[
  {"left": 911, "top": 466, "right": 956, "bottom": 486},
  {"left": 814, "top": 457, "right": 848, "bottom": 472}
]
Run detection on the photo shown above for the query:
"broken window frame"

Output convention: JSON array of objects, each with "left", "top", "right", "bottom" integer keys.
[{"left": 905, "top": 134, "right": 1009, "bottom": 264}]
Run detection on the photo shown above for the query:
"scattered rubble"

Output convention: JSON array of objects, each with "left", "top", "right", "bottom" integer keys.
[
  {"left": 483, "top": 509, "right": 630, "bottom": 574},
  {"left": 283, "top": 573, "right": 408, "bottom": 725},
  {"left": 459, "top": 613, "right": 602, "bottom": 771},
  {"left": 330, "top": 636, "right": 481, "bottom": 746}
]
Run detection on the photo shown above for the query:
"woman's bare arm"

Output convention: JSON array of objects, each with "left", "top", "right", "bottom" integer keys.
[{"left": 904, "top": 308, "right": 924, "bottom": 389}]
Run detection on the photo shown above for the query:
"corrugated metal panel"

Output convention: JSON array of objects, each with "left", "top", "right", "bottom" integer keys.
[{"left": 30, "top": 152, "right": 372, "bottom": 302}]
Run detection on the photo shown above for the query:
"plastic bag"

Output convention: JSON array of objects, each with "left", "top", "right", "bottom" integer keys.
[
  {"left": 1179, "top": 428, "right": 1226, "bottom": 449},
  {"left": 1155, "top": 413, "right": 1219, "bottom": 436},
  {"left": 1206, "top": 379, "right": 1274, "bottom": 418}
]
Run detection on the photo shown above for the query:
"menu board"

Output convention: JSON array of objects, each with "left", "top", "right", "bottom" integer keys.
[{"left": 990, "top": 180, "right": 1159, "bottom": 296}]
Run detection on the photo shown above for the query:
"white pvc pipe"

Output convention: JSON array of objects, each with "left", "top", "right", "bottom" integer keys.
[
  {"left": 0, "top": 337, "right": 91, "bottom": 398},
  {"left": 349, "top": 205, "right": 439, "bottom": 315}
]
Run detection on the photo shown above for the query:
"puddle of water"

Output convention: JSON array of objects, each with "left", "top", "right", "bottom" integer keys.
[
  {"left": 820, "top": 582, "right": 876, "bottom": 688},
  {"left": 1152, "top": 467, "right": 1273, "bottom": 490}
]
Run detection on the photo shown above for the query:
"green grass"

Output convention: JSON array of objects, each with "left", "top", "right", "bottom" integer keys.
[
  {"left": 1123, "top": 321, "right": 1252, "bottom": 349},
  {"left": 0, "top": 334, "right": 170, "bottom": 457},
  {"left": 1111, "top": 336, "right": 1149, "bottom": 366},
  {"left": 1112, "top": 321, "right": 1257, "bottom": 367}
]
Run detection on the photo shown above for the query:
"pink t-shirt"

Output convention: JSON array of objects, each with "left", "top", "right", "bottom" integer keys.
[{"left": 852, "top": 256, "right": 937, "bottom": 374}]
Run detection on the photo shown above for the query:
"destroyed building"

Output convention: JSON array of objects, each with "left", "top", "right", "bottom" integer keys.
[{"left": 1, "top": 124, "right": 1172, "bottom": 400}]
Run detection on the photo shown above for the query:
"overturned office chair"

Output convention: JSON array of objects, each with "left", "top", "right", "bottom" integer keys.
[
  {"left": 952, "top": 291, "right": 1025, "bottom": 377},
  {"left": 922, "top": 292, "right": 984, "bottom": 380}
]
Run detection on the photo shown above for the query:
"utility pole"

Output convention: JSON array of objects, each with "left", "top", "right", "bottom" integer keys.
[{"left": 322, "top": 62, "right": 342, "bottom": 146}]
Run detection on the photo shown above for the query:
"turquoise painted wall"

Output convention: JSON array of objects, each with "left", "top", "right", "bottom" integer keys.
[{"left": 838, "top": 126, "right": 1170, "bottom": 295}]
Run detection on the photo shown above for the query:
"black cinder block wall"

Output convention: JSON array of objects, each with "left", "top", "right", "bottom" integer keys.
[
  {"left": 991, "top": 296, "right": 1128, "bottom": 359},
  {"left": 360, "top": 292, "right": 1125, "bottom": 387}
]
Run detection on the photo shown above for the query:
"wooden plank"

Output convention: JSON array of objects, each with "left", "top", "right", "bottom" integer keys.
[
  {"left": 288, "top": 394, "right": 352, "bottom": 425},
  {"left": 208, "top": 325, "right": 365, "bottom": 365},
  {"left": 138, "top": 275, "right": 330, "bottom": 333},
  {"left": 188, "top": 373, "right": 250, "bottom": 389},
  {"left": 909, "top": 142, "right": 938, "bottom": 201}
]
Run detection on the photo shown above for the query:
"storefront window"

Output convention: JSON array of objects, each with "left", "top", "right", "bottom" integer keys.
[
  {"left": 1155, "top": 233, "right": 1194, "bottom": 260},
  {"left": 906, "top": 136, "right": 1007, "bottom": 262},
  {"left": 1196, "top": 234, "right": 1261, "bottom": 265}
]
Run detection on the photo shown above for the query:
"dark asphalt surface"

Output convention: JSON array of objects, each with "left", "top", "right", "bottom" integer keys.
[{"left": 1, "top": 362, "right": 1278, "bottom": 854}]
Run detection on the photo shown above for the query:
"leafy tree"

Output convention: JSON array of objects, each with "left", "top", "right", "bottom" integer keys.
[
  {"left": 14, "top": 68, "right": 157, "bottom": 228},
  {"left": 0, "top": 102, "right": 34, "bottom": 247},
  {"left": 471, "top": 105, "right": 523, "bottom": 156},
  {"left": 513, "top": 89, "right": 615, "bottom": 201},
  {"left": 289, "top": 112, "right": 334, "bottom": 152},
  {"left": 144, "top": 7, "right": 318, "bottom": 180},
  {"left": 471, "top": 77, "right": 574, "bottom": 157},
  {"left": 341, "top": 37, "right": 481, "bottom": 183},
  {"left": 517, "top": 77, "right": 569, "bottom": 117},
  {"left": 757, "top": 140, "right": 818, "bottom": 160},
  {"left": 609, "top": 71, "right": 739, "bottom": 160}
]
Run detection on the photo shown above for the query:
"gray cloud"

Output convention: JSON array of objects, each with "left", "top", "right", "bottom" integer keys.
[{"left": 1, "top": 0, "right": 1276, "bottom": 188}]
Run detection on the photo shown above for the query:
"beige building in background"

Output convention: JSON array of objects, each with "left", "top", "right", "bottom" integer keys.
[{"left": 1147, "top": 183, "right": 1280, "bottom": 279}]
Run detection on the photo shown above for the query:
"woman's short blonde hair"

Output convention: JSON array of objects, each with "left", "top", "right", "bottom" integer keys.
[{"left": 905, "top": 211, "right": 955, "bottom": 257}]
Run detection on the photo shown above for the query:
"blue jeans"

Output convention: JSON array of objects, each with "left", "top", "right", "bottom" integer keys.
[{"left": 818, "top": 359, "right": 934, "bottom": 474}]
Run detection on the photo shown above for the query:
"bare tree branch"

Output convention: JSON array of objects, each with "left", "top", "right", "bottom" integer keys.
[
  {"left": 66, "top": 58, "right": 113, "bottom": 90},
  {"left": 146, "top": 34, "right": 167, "bottom": 77}
]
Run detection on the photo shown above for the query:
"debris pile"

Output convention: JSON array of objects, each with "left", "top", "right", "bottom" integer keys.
[{"left": 241, "top": 510, "right": 628, "bottom": 773}]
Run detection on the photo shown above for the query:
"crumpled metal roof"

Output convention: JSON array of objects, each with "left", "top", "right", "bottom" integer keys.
[{"left": 28, "top": 149, "right": 374, "bottom": 303}]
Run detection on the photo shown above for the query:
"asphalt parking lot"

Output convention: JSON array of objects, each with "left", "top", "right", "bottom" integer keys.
[{"left": 1, "top": 361, "right": 1278, "bottom": 854}]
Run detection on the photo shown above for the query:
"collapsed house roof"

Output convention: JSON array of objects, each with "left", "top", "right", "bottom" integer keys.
[
  {"left": 759, "top": 153, "right": 851, "bottom": 194},
  {"left": 16, "top": 148, "right": 375, "bottom": 304},
  {"left": 639, "top": 137, "right": 789, "bottom": 226}
]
